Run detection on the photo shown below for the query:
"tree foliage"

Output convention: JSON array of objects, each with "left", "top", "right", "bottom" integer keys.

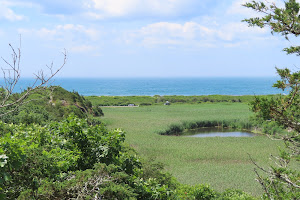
[
  {"left": 244, "top": 0, "right": 300, "bottom": 199},
  {"left": 243, "top": 0, "right": 300, "bottom": 55},
  {"left": 0, "top": 115, "right": 136, "bottom": 199}
]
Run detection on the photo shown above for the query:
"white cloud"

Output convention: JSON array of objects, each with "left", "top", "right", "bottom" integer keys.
[
  {"left": 1, "top": 0, "right": 35, "bottom": 7},
  {"left": 226, "top": 0, "right": 258, "bottom": 17},
  {"left": 85, "top": 0, "right": 205, "bottom": 19},
  {"left": 69, "top": 45, "right": 96, "bottom": 53},
  {"left": 56, "top": 24, "right": 100, "bottom": 40},
  {"left": 22, "top": 0, "right": 86, "bottom": 15},
  {"left": 5, "top": 0, "right": 205, "bottom": 19},
  {"left": 0, "top": 1, "right": 25, "bottom": 21},
  {"left": 217, "top": 22, "right": 267, "bottom": 41},
  {"left": 139, "top": 22, "right": 214, "bottom": 43},
  {"left": 19, "top": 24, "right": 100, "bottom": 41},
  {"left": 124, "top": 20, "right": 269, "bottom": 48},
  {"left": 18, "top": 24, "right": 101, "bottom": 53}
]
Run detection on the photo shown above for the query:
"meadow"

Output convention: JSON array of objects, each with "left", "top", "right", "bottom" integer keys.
[{"left": 98, "top": 102, "right": 284, "bottom": 196}]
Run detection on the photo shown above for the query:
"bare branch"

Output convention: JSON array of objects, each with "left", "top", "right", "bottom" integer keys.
[{"left": 0, "top": 39, "right": 66, "bottom": 117}]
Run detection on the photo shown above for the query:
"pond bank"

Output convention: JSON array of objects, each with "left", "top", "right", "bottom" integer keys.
[
  {"left": 158, "top": 119, "right": 254, "bottom": 136},
  {"left": 184, "top": 127, "right": 256, "bottom": 137}
]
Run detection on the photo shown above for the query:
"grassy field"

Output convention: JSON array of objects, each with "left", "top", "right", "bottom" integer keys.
[{"left": 100, "top": 103, "right": 283, "bottom": 195}]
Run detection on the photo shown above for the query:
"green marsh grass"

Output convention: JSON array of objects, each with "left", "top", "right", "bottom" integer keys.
[
  {"left": 101, "top": 103, "right": 283, "bottom": 195},
  {"left": 86, "top": 94, "right": 278, "bottom": 106},
  {"left": 159, "top": 119, "right": 253, "bottom": 135}
]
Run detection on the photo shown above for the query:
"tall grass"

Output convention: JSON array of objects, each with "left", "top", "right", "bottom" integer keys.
[
  {"left": 100, "top": 103, "right": 284, "bottom": 195},
  {"left": 159, "top": 119, "right": 253, "bottom": 135}
]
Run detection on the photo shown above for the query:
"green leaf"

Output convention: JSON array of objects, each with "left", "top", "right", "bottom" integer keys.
[{"left": 0, "top": 155, "right": 8, "bottom": 167}]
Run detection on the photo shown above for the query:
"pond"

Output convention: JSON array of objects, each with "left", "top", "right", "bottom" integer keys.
[{"left": 184, "top": 127, "right": 255, "bottom": 138}]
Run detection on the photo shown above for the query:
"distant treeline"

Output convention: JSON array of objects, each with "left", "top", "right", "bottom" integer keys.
[{"left": 86, "top": 94, "right": 278, "bottom": 106}]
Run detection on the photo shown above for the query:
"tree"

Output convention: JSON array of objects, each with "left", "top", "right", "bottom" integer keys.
[
  {"left": 243, "top": 0, "right": 300, "bottom": 199},
  {"left": 0, "top": 38, "right": 66, "bottom": 117}
]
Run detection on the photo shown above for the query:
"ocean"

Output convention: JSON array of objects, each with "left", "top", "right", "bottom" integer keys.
[{"left": 7, "top": 77, "right": 283, "bottom": 96}]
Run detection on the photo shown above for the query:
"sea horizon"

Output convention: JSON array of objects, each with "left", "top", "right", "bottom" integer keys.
[{"left": 1, "top": 77, "right": 283, "bottom": 96}]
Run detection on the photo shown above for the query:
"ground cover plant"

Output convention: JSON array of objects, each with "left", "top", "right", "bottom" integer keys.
[{"left": 101, "top": 103, "right": 284, "bottom": 195}]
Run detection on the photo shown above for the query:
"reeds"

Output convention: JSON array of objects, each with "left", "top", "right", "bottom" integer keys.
[{"left": 159, "top": 119, "right": 253, "bottom": 135}]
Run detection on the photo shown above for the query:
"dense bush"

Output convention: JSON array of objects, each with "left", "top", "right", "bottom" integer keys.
[
  {"left": 0, "top": 115, "right": 179, "bottom": 199},
  {"left": 250, "top": 117, "right": 287, "bottom": 135},
  {"left": 0, "top": 114, "right": 126, "bottom": 199}
]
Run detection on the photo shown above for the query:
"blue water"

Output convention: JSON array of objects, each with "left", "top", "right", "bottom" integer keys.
[
  {"left": 187, "top": 132, "right": 255, "bottom": 138},
  {"left": 4, "top": 77, "right": 283, "bottom": 96},
  {"left": 184, "top": 127, "right": 255, "bottom": 137}
]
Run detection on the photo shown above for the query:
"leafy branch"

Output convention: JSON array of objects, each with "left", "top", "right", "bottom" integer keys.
[{"left": 244, "top": 0, "right": 300, "bottom": 199}]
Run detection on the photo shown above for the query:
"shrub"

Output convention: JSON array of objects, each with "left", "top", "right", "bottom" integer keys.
[
  {"left": 0, "top": 114, "right": 126, "bottom": 198},
  {"left": 175, "top": 184, "right": 216, "bottom": 200},
  {"left": 0, "top": 115, "right": 184, "bottom": 199},
  {"left": 140, "top": 103, "right": 152, "bottom": 106},
  {"left": 92, "top": 106, "right": 104, "bottom": 117},
  {"left": 215, "top": 189, "right": 256, "bottom": 200}
]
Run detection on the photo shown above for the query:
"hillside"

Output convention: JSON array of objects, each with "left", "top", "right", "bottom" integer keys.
[{"left": 0, "top": 86, "right": 103, "bottom": 124}]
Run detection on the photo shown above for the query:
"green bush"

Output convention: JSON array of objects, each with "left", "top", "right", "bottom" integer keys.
[
  {"left": 140, "top": 103, "right": 152, "bottom": 106},
  {"left": 175, "top": 184, "right": 216, "bottom": 200},
  {"left": 216, "top": 189, "right": 256, "bottom": 200},
  {"left": 0, "top": 114, "right": 127, "bottom": 199},
  {"left": 0, "top": 115, "right": 185, "bottom": 199}
]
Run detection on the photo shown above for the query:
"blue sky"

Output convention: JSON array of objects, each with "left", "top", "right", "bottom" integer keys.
[{"left": 0, "top": 0, "right": 298, "bottom": 78}]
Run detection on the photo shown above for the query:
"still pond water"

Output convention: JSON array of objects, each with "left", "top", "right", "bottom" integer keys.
[{"left": 184, "top": 127, "right": 255, "bottom": 138}]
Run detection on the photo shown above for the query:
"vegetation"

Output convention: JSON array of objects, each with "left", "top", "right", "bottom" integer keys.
[
  {"left": 0, "top": 84, "right": 294, "bottom": 198},
  {"left": 0, "top": 114, "right": 171, "bottom": 199},
  {"left": 0, "top": 41, "right": 65, "bottom": 117},
  {"left": 244, "top": 0, "right": 300, "bottom": 199},
  {"left": 0, "top": 40, "right": 260, "bottom": 199},
  {"left": 101, "top": 103, "right": 284, "bottom": 195},
  {"left": 2, "top": 1, "right": 300, "bottom": 197},
  {"left": 0, "top": 112, "right": 259, "bottom": 199},
  {"left": 86, "top": 94, "right": 275, "bottom": 106},
  {"left": 0, "top": 86, "right": 103, "bottom": 125},
  {"left": 158, "top": 119, "right": 253, "bottom": 136}
]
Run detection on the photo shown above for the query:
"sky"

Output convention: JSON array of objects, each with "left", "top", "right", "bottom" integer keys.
[{"left": 0, "top": 0, "right": 299, "bottom": 78}]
